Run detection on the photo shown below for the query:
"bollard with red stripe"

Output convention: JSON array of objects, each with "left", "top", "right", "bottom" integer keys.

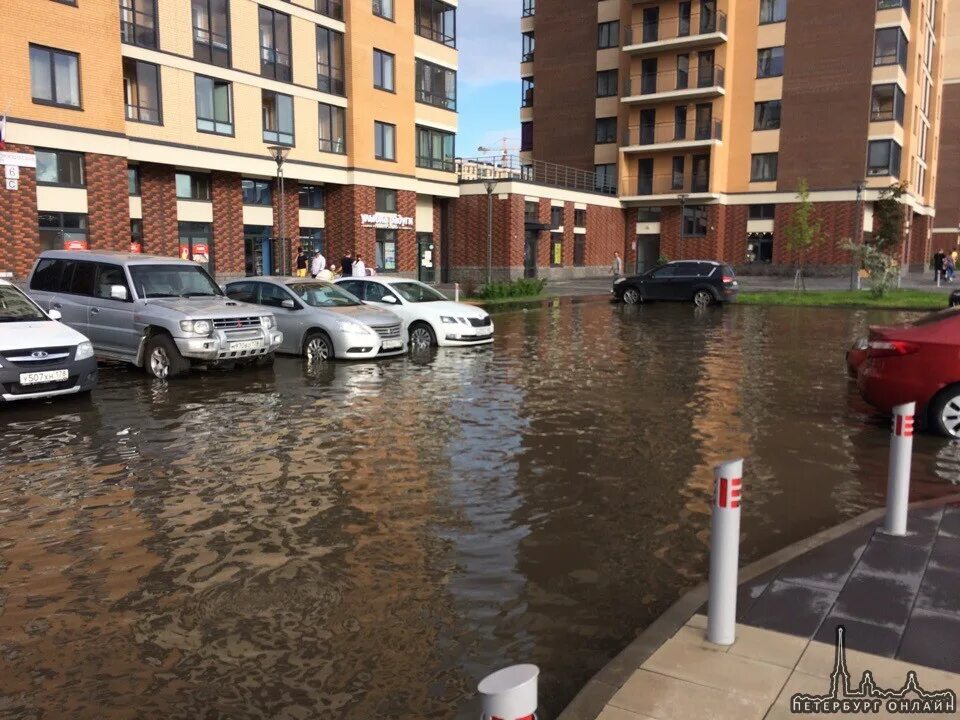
[
  {"left": 884, "top": 402, "right": 915, "bottom": 537},
  {"left": 707, "top": 458, "right": 743, "bottom": 647},
  {"left": 478, "top": 664, "right": 539, "bottom": 720}
]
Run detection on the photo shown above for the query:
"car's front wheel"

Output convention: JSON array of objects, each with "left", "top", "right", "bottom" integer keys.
[
  {"left": 145, "top": 333, "right": 190, "bottom": 379},
  {"left": 693, "top": 289, "right": 715, "bottom": 308},
  {"left": 409, "top": 322, "right": 436, "bottom": 349},
  {"left": 303, "top": 332, "right": 334, "bottom": 364},
  {"left": 929, "top": 385, "right": 960, "bottom": 437},
  {"left": 622, "top": 287, "right": 641, "bottom": 305}
]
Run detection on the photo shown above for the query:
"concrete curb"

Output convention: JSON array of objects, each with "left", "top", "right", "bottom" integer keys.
[{"left": 556, "top": 494, "right": 960, "bottom": 720}]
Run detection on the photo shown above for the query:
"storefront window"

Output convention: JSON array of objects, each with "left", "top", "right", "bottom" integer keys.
[
  {"left": 376, "top": 229, "right": 397, "bottom": 272},
  {"left": 747, "top": 232, "right": 773, "bottom": 263},
  {"left": 550, "top": 232, "right": 563, "bottom": 266},
  {"left": 178, "top": 221, "right": 213, "bottom": 272},
  {"left": 130, "top": 218, "right": 143, "bottom": 253},
  {"left": 299, "top": 228, "right": 324, "bottom": 255},
  {"left": 39, "top": 212, "right": 88, "bottom": 251},
  {"left": 244, "top": 224, "right": 272, "bottom": 276}
]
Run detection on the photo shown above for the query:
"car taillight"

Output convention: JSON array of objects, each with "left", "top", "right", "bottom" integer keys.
[
  {"left": 867, "top": 340, "right": 920, "bottom": 358},
  {"left": 722, "top": 275, "right": 735, "bottom": 284}
]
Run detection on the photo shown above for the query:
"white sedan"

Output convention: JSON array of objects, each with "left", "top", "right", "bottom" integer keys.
[{"left": 335, "top": 277, "right": 494, "bottom": 349}]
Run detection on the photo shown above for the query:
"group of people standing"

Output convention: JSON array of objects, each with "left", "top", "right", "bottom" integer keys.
[
  {"left": 933, "top": 248, "right": 958, "bottom": 283},
  {"left": 294, "top": 248, "right": 376, "bottom": 281}
]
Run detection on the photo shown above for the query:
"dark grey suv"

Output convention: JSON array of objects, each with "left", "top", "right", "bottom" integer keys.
[{"left": 613, "top": 260, "right": 739, "bottom": 307}]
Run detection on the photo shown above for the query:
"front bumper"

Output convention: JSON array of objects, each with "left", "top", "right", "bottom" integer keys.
[
  {"left": 440, "top": 330, "right": 495, "bottom": 346},
  {"left": 174, "top": 330, "right": 283, "bottom": 362},
  {"left": 336, "top": 330, "right": 406, "bottom": 359},
  {"left": 0, "top": 355, "right": 98, "bottom": 401}
]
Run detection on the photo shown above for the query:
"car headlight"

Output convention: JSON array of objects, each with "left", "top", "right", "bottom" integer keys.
[
  {"left": 440, "top": 316, "right": 458, "bottom": 324},
  {"left": 338, "top": 320, "right": 374, "bottom": 335},
  {"left": 75, "top": 341, "right": 94, "bottom": 361},
  {"left": 260, "top": 316, "right": 276, "bottom": 330},
  {"left": 179, "top": 319, "right": 212, "bottom": 335}
]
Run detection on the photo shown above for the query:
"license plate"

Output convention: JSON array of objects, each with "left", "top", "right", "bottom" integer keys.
[
  {"left": 20, "top": 369, "right": 69, "bottom": 385},
  {"left": 382, "top": 339, "right": 403, "bottom": 350},
  {"left": 231, "top": 340, "right": 259, "bottom": 351},
  {"left": 477, "top": 328, "right": 493, "bottom": 336}
]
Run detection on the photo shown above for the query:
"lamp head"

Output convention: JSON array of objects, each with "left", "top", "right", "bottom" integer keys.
[{"left": 267, "top": 145, "right": 291, "bottom": 166}]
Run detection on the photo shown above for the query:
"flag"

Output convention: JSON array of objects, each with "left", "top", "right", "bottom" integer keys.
[{"left": 0, "top": 115, "right": 6, "bottom": 150}]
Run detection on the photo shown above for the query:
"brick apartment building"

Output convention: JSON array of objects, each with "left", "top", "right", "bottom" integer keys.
[{"left": 520, "top": 0, "right": 957, "bottom": 274}]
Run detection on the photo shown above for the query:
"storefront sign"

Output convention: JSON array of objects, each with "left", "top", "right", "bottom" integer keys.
[
  {"left": 0, "top": 152, "right": 36, "bottom": 168},
  {"left": 64, "top": 239, "right": 89, "bottom": 251},
  {"left": 360, "top": 212, "right": 414, "bottom": 230}
]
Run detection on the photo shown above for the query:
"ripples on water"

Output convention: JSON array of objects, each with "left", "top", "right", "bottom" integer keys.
[{"left": 1, "top": 301, "right": 958, "bottom": 719}]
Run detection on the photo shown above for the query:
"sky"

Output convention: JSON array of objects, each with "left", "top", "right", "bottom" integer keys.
[{"left": 456, "top": 0, "right": 521, "bottom": 159}]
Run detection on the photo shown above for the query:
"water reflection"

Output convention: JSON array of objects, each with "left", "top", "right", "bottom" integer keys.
[{"left": 1, "top": 303, "right": 957, "bottom": 719}]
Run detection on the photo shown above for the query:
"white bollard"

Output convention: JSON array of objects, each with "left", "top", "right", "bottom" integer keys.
[
  {"left": 478, "top": 664, "right": 539, "bottom": 720},
  {"left": 937, "top": 270, "right": 943, "bottom": 287},
  {"left": 455, "top": 282, "right": 460, "bottom": 302},
  {"left": 707, "top": 458, "right": 743, "bottom": 647},
  {"left": 884, "top": 402, "right": 915, "bottom": 537}
]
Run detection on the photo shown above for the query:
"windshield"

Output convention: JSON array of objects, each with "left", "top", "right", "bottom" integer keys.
[
  {"left": 392, "top": 282, "right": 447, "bottom": 303},
  {"left": 288, "top": 282, "right": 361, "bottom": 307},
  {"left": 0, "top": 285, "right": 48, "bottom": 322},
  {"left": 128, "top": 264, "right": 223, "bottom": 299}
]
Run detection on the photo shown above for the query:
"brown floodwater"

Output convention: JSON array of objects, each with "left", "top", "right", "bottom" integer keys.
[{"left": 2, "top": 300, "right": 959, "bottom": 719}]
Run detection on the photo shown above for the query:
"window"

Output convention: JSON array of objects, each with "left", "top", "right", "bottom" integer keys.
[
  {"left": 637, "top": 207, "right": 661, "bottom": 222},
  {"left": 550, "top": 232, "right": 563, "bottom": 266},
  {"left": 376, "top": 188, "right": 398, "bottom": 212},
  {"left": 416, "top": 125, "right": 455, "bottom": 171},
  {"left": 416, "top": 0, "right": 456, "bottom": 47},
  {"left": 130, "top": 219, "right": 143, "bottom": 252},
  {"left": 195, "top": 75, "right": 233, "bottom": 135},
  {"left": 128, "top": 165, "right": 140, "bottom": 195},
  {"left": 373, "top": 0, "right": 394, "bottom": 20},
  {"left": 594, "top": 163, "right": 617, "bottom": 193},
  {"left": 671, "top": 156, "right": 685, "bottom": 190},
  {"left": 682, "top": 205, "right": 707, "bottom": 236},
  {"left": 259, "top": 7, "right": 291, "bottom": 82},
  {"left": 299, "top": 184, "right": 324, "bottom": 209},
  {"left": 759, "top": 0, "right": 786, "bottom": 23},
  {"left": 192, "top": 0, "right": 230, "bottom": 67},
  {"left": 373, "top": 49, "right": 395, "bottom": 91},
  {"left": 416, "top": 59, "right": 456, "bottom": 110},
  {"left": 122, "top": 58, "right": 161, "bottom": 123},
  {"left": 374, "top": 121, "right": 396, "bottom": 161},
  {"left": 678, "top": 2, "right": 691, "bottom": 36},
  {"left": 871, "top": 83, "right": 906, "bottom": 123},
  {"left": 521, "top": 121, "right": 533, "bottom": 152},
  {"left": 522, "top": 0, "right": 535, "bottom": 17},
  {"left": 747, "top": 233, "right": 773, "bottom": 263},
  {"left": 242, "top": 178, "right": 272, "bottom": 206},
  {"left": 867, "top": 139, "right": 902, "bottom": 176},
  {"left": 875, "top": 28, "right": 908, "bottom": 69},
  {"left": 677, "top": 54, "right": 690, "bottom": 89},
  {"left": 299, "top": 227, "right": 324, "bottom": 255},
  {"left": 38, "top": 213, "right": 88, "bottom": 252},
  {"left": 574, "top": 236, "right": 586, "bottom": 267},
  {"left": 574, "top": 209, "right": 586, "bottom": 227},
  {"left": 877, "top": 0, "right": 909, "bottom": 9},
  {"left": 319, "top": 102, "right": 347, "bottom": 153},
  {"left": 748, "top": 204, "right": 775, "bottom": 220},
  {"left": 36, "top": 149, "right": 84, "bottom": 187},
  {"left": 754, "top": 100, "right": 781, "bottom": 130},
  {"left": 522, "top": 32, "right": 535, "bottom": 62},
  {"left": 751, "top": 153, "right": 778, "bottom": 181},
  {"left": 262, "top": 90, "right": 294, "bottom": 145},
  {"left": 521, "top": 77, "right": 534, "bottom": 107},
  {"left": 596, "top": 69, "right": 618, "bottom": 97},
  {"left": 29, "top": 45, "right": 80, "bottom": 108},
  {"left": 120, "top": 0, "right": 157, "bottom": 48},
  {"left": 757, "top": 47, "right": 784, "bottom": 77},
  {"left": 550, "top": 206, "right": 564, "bottom": 228},
  {"left": 175, "top": 172, "right": 211, "bottom": 201},
  {"left": 316, "top": 0, "right": 343, "bottom": 21},
  {"left": 675, "top": 105, "right": 688, "bottom": 139},
  {"left": 598, "top": 21, "right": 620, "bottom": 49},
  {"left": 376, "top": 230, "right": 397, "bottom": 272},
  {"left": 317, "top": 27, "right": 345, "bottom": 95},
  {"left": 596, "top": 117, "right": 617, "bottom": 144},
  {"left": 524, "top": 201, "right": 539, "bottom": 222}
]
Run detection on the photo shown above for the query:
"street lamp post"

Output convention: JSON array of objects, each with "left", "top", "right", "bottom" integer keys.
[
  {"left": 267, "top": 145, "right": 291, "bottom": 275},
  {"left": 678, "top": 193, "right": 689, "bottom": 241},
  {"left": 482, "top": 177, "right": 498, "bottom": 286},
  {"left": 850, "top": 181, "right": 865, "bottom": 290}
]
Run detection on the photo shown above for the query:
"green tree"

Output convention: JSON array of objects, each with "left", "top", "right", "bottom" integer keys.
[
  {"left": 872, "top": 182, "right": 908, "bottom": 251},
  {"left": 784, "top": 178, "right": 824, "bottom": 291}
]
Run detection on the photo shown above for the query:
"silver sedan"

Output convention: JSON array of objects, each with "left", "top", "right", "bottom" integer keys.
[{"left": 224, "top": 277, "right": 405, "bottom": 361}]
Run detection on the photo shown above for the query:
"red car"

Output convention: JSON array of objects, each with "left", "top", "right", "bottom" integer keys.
[{"left": 857, "top": 307, "right": 960, "bottom": 437}]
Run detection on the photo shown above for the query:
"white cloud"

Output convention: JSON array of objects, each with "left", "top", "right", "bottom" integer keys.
[{"left": 458, "top": 0, "right": 521, "bottom": 86}]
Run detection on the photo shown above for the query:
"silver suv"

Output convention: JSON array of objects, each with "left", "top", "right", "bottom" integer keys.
[{"left": 27, "top": 251, "right": 283, "bottom": 379}]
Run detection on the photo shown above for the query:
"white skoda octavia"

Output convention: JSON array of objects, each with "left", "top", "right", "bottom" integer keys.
[{"left": 335, "top": 277, "right": 494, "bottom": 349}]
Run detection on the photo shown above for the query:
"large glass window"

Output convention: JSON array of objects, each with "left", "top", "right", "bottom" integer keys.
[
  {"left": 38, "top": 212, "right": 87, "bottom": 252},
  {"left": 757, "top": 47, "right": 784, "bottom": 78},
  {"left": 754, "top": 100, "right": 781, "bottom": 130},
  {"left": 875, "top": 28, "right": 908, "bottom": 69},
  {"left": 867, "top": 139, "right": 902, "bottom": 176},
  {"left": 416, "top": 0, "right": 456, "bottom": 47},
  {"left": 299, "top": 185, "right": 324, "bottom": 209},
  {"left": 262, "top": 90, "right": 294, "bottom": 146},
  {"left": 242, "top": 178, "right": 272, "bottom": 206},
  {"left": 316, "top": 0, "right": 343, "bottom": 20},
  {"left": 195, "top": 75, "right": 233, "bottom": 135},
  {"left": 317, "top": 26, "right": 345, "bottom": 95},
  {"left": 415, "top": 59, "right": 456, "bottom": 110},
  {"left": 259, "top": 7, "right": 291, "bottom": 82},
  {"left": 521, "top": 121, "right": 533, "bottom": 151},
  {"left": 373, "top": 0, "right": 394, "bottom": 20},
  {"left": 750, "top": 153, "right": 778, "bottom": 182},
  {"left": 522, "top": 32, "right": 535, "bottom": 62},
  {"left": 747, "top": 233, "right": 773, "bottom": 263},
  {"left": 36, "top": 149, "right": 84, "bottom": 187},
  {"left": 373, "top": 49, "right": 395, "bottom": 91},
  {"left": 318, "top": 102, "right": 346, "bottom": 153},
  {"left": 177, "top": 222, "right": 214, "bottom": 272},
  {"left": 521, "top": 77, "right": 534, "bottom": 107},
  {"left": 416, "top": 126, "right": 455, "bottom": 171},
  {"left": 871, "top": 83, "right": 906, "bottom": 123},
  {"left": 128, "top": 165, "right": 141, "bottom": 195},
  {"left": 594, "top": 163, "right": 617, "bottom": 193},
  {"left": 596, "top": 117, "right": 617, "bottom": 144},
  {"left": 29, "top": 45, "right": 80, "bottom": 108},
  {"left": 376, "top": 188, "right": 397, "bottom": 212},
  {"left": 122, "top": 57, "right": 162, "bottom": 124},
  {"left": 374, "top": 121, "right": 396, "bottom": 161},
  {"left": 120, "top": 0, "right": 157, "bottom": 48},
  {"left": 682, "top": 205, "right": 707, "bottom": 236},
  {"left": 759, "top": 0, "right": 786, "bottom": 23},
  {"left": 596, "top": 69, "right": 618, "bottom": 97},
  {"left": 748, "top": 204, "right": 775, "bottom": 220},
  {"left": 376, "top": 229, "right": 397, "bottom": 272},
  {"left": 598, "top": 21, "right": 620, "bottom": 49},
  {"left": 175, "top": 172, "right": 212, "bottom": 201},
  {"left": 192, "top": 0, "right": 230, "bottom": 67}
]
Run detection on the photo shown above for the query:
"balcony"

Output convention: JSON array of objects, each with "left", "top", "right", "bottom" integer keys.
[
  {"left": 624, "top": 11, "right": 727, "bottom": 54},
  {"left": 622, "top": 66, "right": 725, "bottom": 104},
  {"left": 622, "top": 120, "right": 722, "bottom": 151},
  {"left": 621, "top": 173, "right": 717, "bottom": 203},
  {"left": 458, "top": 155, "right": 616, "bottom": 195}
]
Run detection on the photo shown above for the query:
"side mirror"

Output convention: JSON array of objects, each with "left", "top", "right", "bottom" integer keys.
[
  {"left": 381, "top": 295, "right": 398, "bottom": 304},
  {"left": 110, "top": 284, "right": 129, "bottom": 301},
  {"left": 47, "top": 309, "right": 62, "bottom": 321},
  {"left": 281, "top": 298, "right": 296, "bottom": 309}
]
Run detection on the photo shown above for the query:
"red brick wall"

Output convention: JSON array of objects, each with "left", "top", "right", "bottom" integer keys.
[
  {"left": 396, "top": 190, "right": 416, "bottom": 273},
  {"left": 908, "top": 214, "right": 931, "bottom": 270},
  {"left": 447, "top": 192, "right": 525, "bottom": 275},
  {"left": 140, "top": 163, "right": 178, "bottom": 258},
  {"left": 773, "top": 201, "right": 856, "bottom": 266},
  {"left": 270, "top": 177, "right": 300, "bottom": 274},
  {"left": 722, "top": 205, "right": 749, "bottom": 264},
  {"left": 584, "top": 204, "right": 627, "bottom": 267},
  {"left": 562, "top": 201, "right": 575, "bottom": 268},
  {"left": 213, "top": 172, "right": 244, "bottom": 275},
  {"left": 537, "top": 199, "right": 552, "bottom": 268},
  {"left": 323, "top": 185, "right": 416, "bottom": 273},
  {"left": 433, "top": 197, "right": 446, "bottom": 280},
  {"left": 623, "top": 207, "right": 638, "bottom": 270},
  {"left": 0, "top": 143, "right": 39, "bottom": 279},
  {"left": 86, "top": 154, "right": 129, "bottom": 252}
]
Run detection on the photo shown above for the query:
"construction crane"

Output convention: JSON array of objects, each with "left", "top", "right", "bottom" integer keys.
[{"left": 477, "top": 136, "right": 517, "bottom": 165}]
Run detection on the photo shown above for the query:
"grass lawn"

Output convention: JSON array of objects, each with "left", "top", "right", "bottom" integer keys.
[
  {"left": 464, "top": 294, "right": 554, "bottom": 306},
  {"left": 737, "top": 289, "right": 950, "bottom": 311}
]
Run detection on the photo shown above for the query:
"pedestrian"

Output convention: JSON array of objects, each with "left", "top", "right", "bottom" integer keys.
[
  {"left": 341, "top": 253, "right": 354, "bottom": 277},
  {"left": 295, "top": 247, "right": 308, "bottom": 278},
  {"left": 612, "top": 251, "right": 623, "bottom": 280},
  {"left": 934, "top": 249, "right": 946, "bottom": 284},
  {"left": 317, "top": 266, "right": 334, "bottom": 281},
  {"left": 352, "top": 254, "right": 366, "bottom": 277},
  {"left": 947, "top": 254, "right": 956, "bottom": 283},
  {"left": 310, "top": 250, "right": 326, "bottom": 278},
  {"left": 328, "top": 263, "right": 339, "bottom": 278}
]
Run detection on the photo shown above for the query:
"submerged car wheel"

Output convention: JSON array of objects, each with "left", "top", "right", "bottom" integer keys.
[
  {"left": 145, "top": 334, "right": 190, "bottom": 379},
  {"left": 622, "top": 287, "right": 641, "bottom": 305},
  {"left": 409, "top": 322, "right": 436, "bottom": 349},
  {"left": 693, "top": 290, "right": 715, "bottom": 308},
  {"left": 304, "top": 332, "right": 334, "bottom": 363},
  {"left": 930, "top": 385, "right": 960, "bottom": 437}
]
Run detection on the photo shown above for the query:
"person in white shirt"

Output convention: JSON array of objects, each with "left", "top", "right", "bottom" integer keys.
[
  {"left": 310, "top": 251, "right": 326, "bottom": 278},
  {"left": 352, "top": 254, "right": 366, "bottom": 277}
]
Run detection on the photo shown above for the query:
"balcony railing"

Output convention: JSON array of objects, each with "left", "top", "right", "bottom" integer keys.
[
  {"left": 624, "top": 66, "right": 725, "bottom": 96},
  {"left": 522, "top": 0, "right": 535, "bottom": 16},
  {"left": 623, "top": 119, "right": 722, "bottom": 146},
  {"left": 417, "top": 89, "right": 457, "bottom": 111},
  {"left": 625, "top": 10, "right": 727, "bottom": 45},
  {"left": 458, "top": 155, "right": 616, "bottom": 195},
  {"left": 624, "top": 172, "right": 710, "bottom": 196}
]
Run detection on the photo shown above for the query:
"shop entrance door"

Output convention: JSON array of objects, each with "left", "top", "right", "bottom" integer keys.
[
  {"left": 243, "top": 225, "right": 271, "bottom": 276},
  {"left": 178, "top": 222, "right": 213, "bottom": 274},
  {"left": 417, "top": 233, "right": 436, "bottom": 283},
  {"left": 636, "top": 234, "right": 661, "bottom": 274},
  {"left": 524, "top": 230, "right": 538, "bottom": 278}
]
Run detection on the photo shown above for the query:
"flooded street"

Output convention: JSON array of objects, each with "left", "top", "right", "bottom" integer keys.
[{"left": 2, "top": 300, "right": 959, "bottom": 720}]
